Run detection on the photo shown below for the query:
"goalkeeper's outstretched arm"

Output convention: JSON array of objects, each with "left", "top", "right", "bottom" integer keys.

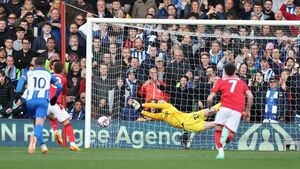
[
  {"left": 141, "top": 111, "right": 164, "bottom": 121},
  {"left": 142, "top": 102, "right": 171, "bottom": 109}
]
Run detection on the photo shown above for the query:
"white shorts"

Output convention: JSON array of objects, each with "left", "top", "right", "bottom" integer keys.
[
  {"left": 214, "top": 107, "right": 241, "bottom": 132},
  {"left": 47, "top": 103, "right": 70, "bottom": 122}
]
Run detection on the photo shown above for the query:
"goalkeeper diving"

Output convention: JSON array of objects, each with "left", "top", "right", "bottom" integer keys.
[{"left": 129, "top": 99, "right": 221, "bottom": 132}]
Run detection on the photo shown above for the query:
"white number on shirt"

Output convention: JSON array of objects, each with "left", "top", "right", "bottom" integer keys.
[{"left": 228, "top": 80, "right": 237, "bottom": 93}]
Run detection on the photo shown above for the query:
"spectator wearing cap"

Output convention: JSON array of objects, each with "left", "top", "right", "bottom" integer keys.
[
  {"left": 13, "top": 26, "right": 25, "bottom": 51},
  {"left": 263, "top": 77, "right": 288, "bottom": 123},
  {"left": 280, "top": 0, "right": 300, "bottom": 20},
  {"left": 0, "top": 47, "right": 7, "bottom": 70}
]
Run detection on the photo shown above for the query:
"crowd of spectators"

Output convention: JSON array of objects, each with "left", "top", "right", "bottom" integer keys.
[{"left": 0, "top": 0, "right": 300, "bottom": 124}]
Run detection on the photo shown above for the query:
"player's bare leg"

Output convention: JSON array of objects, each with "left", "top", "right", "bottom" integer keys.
[
  {"left": 28, "top": 135, "right": 37, "bottom": 154},
  {"left": 203, "top": 121, "right": 215, "bottom": 130}
]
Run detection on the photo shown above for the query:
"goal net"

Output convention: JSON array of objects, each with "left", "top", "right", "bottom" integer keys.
[{"left": 85, "top": 18, "right": 300, "bottom": 151}]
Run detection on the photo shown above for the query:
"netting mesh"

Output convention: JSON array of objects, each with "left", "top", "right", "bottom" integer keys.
[{"left": 87, "top": 20, "right": 300, "bottom": 149}]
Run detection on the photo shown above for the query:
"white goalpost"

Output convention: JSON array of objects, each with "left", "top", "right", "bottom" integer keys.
[{"left": 85, "top": 18, "right": 300, "bottom": 150}]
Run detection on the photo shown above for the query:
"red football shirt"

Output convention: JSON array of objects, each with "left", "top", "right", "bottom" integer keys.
[
  {"left": 211, "top": 76, "right": 249, "bottom": 112},
  {"left": 50, "top": 73, "right": 67, "bottom": 104}
]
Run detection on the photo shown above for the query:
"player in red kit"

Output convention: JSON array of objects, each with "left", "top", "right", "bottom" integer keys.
[
  {"left": 207, "top": 64, "right": 253, "bottom": 159},
  {"left": 49, "top": 62, "right": 80, "bottom": 151}
]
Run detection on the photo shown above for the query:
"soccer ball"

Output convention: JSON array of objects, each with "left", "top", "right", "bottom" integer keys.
[{"left": 98, "top": 116, "right": 110, "bottom": 127}]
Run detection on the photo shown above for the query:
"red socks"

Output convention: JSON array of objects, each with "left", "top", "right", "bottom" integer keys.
[
  {"left": 214, "top": 130, "right": 222, "bottom": 149},
  {"left": 65, "top": 124, "right": 75, "bottom": 142},
  {"left": 50, "top": 119, "right": 58, "bottom": 131},
  {"left": 226, "top": 131, "right": 234, "bottom": 143}
]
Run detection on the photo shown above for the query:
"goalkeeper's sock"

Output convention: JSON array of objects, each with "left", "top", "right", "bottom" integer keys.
[
  {"left": 50, "top": 119, "right": 58, "bottom": 131},
  {"left": 65, "top": 124, "right": 75, "bottom": 142},
  {"left": 214, "top": 130, "right": 222, "bottom": 149}
]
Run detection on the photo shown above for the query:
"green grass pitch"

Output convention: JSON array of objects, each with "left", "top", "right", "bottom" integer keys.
[{"left": 0, "top": 147, "right": 299, "bottom": 169}]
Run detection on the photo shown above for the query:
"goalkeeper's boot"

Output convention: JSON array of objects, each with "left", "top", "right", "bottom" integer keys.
[
  {"left": 41, "top": 144, "right": 48, "bottom": 154},
  {"left": 216, "top": 148, "right": 225, "bottom": 160},
  {"left": 54, "top": 130, "right": 63, "bottom": 146},
  {"left": 28, "top": 135, "right": 37, "bottom": 154},
  {"left": 70, "top": 145, "right": 81, "bottom": 151},
  {"left": 131, "top": 99, "right": 141, "bottom": 111},
  {"left": 220, "top": 127, "right": 229, "bottom": 147}
]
